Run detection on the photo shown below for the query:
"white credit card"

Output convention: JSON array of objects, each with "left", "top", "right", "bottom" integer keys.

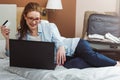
[{"left": 2, "top": 20, "right": 11, "bottom": 28}]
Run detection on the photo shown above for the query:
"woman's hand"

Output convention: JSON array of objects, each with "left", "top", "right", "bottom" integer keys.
[
  {"left": 56, "top": 46, "right": 66, "bottom": 65},
  {"left": 0, "top": 26, "right": 10, "bottom": 39}
]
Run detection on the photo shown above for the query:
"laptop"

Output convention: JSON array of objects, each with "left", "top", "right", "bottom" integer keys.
[{"left": 9, "top": 39, "right": 56, "bottom": 70}]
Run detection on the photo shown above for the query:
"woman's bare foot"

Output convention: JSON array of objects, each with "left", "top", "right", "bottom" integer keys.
[{"left": 115, "top": 61, "right": 120, "bottom": 66}]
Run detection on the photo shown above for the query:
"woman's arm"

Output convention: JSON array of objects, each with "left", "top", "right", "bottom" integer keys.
[
  {"left": 50, "top": 23, "right": 66, "bottom": 65},
  {"left": 0, "top": 26, "right": 10, "bottom": 55},
  {"left": 56, "top": 46, "right": 66, "bottom": 65}
]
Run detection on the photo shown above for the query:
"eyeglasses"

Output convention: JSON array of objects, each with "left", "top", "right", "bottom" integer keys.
[{"left": 26, "top": 16, "right": 41, "bottom": 22}]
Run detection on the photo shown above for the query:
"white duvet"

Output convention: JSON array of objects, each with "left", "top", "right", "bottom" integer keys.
[
  {"left": 0, "top": 58, "right": 28, "bottom": 80},
  {"left": 1, "top": 58, "right": 120, "bottom": 80}
]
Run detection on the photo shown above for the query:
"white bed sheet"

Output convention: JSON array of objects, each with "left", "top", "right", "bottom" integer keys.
[
  {"left": 0, "top": 58, "right": 28, "bottom": 80},
  {"left": 1, "top": 58, "right": 120, "bottom": 80}
]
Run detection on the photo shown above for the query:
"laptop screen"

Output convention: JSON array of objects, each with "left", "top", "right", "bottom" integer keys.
[{"left": 9, "top": 39, "right": 56, "bottom": 69}]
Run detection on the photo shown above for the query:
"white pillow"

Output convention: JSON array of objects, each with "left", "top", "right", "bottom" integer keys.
[{"left": 0, "top": 40, "right": 7, "bottom": 58}]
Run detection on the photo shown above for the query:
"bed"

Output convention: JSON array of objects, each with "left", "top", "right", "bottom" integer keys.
[
  {"left": 1, "top": 5, "right": 120, "bottom": 80},
  {"left": 1, "top": 40, "right": 120, "bottom": 80}
]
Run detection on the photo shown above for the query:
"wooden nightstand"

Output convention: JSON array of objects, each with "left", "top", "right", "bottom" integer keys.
[
  {"left": 88, "top": 41, "right": 120, "bottom": 61},
  {"left": 94, "top": 50, "right": 120, "bottom": 61}
]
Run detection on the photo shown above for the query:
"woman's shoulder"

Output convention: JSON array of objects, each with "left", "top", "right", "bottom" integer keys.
[
  {"left": 39, "top": 20, "right": 57, "bottom": 29},
  {"left": 40, "top": 20, "right": 49, "bottom": 24}
]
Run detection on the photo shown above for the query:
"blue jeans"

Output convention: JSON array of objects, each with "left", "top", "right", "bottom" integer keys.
[{"left": 64, "top": 39, "right": 117, "bottom": 69}]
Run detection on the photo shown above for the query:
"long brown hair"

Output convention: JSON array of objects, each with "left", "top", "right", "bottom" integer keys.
[{"left": 18, "top": 2, "right": 41, "bottom": 40}]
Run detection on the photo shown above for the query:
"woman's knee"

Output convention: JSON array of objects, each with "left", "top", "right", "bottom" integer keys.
[
  {"left": 76, "top": 39, "right": 93, "bottom": 53},
  {"left": 64, "top": 57, "right": 92, "bottom": 69}
]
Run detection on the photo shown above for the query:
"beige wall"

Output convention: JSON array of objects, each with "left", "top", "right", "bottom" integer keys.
[
  {"left": 48, "top": 0, "right": 76, "bottom": 37},
  {"left": 76, "top": 0, "right": 118, "bottom": 37}
]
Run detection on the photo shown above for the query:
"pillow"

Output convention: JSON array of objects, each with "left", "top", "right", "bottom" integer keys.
[{"left": 0, "top": 39, "right": 7, "bottom": 58}]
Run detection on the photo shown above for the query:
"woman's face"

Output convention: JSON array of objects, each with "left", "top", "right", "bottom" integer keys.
[{"left": 24, "top": 11, "right": 41, "bottom": 31}]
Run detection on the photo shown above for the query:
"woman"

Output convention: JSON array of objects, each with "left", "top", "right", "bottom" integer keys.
[{"left": 1, "top": 2, "right": 120, "bottom": 69}]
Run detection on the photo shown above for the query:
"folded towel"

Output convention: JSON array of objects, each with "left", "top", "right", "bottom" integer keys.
[
  {"left": 88, "top": 33, "right": 120, "bottom": 43},
  {"left": 105, "top": 33, "right": 120, "bottom": 43},
  {"left": 88, "top": 34, "right": 105, "bottom": 40}
]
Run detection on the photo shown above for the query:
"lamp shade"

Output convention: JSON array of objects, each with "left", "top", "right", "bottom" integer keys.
[{"left": 46, "top": 0, "right": 63, "bottom": 9}]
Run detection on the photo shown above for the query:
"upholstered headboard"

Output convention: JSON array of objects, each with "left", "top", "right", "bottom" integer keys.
[
  {"left": 17, "top": 7, "right": 48, "bottom": 28},
  {"left": 0, "top": 4, "right": 16, "bottom": 39}
]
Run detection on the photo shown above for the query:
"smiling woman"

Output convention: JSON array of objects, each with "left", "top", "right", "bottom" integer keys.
[
  {"left": 17, "top": 7, "right": 48, "bottom": 30},
  {"left": 25, "top": 16, "right": 41, "bottom": 22}
]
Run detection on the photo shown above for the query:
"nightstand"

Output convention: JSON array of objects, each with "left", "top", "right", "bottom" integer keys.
[
  {"left": 88, "top": 41, "right": 120, "bottom": 61},
  {"left": 94, "top": 50, "right": 120, "bottom": 61}
]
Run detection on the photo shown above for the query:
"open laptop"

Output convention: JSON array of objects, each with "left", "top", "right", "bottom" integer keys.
[{"left": 9, "top": 39, "right": 56, "bottom": 70}]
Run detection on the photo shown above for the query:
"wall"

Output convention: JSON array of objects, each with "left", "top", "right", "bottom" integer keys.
[
  {"left": 0, "top": 0, "right": 76, "bottom": 38},
  {"left": 76, "top": 0, "right": 117, "bottom": 37},
  {"left": 48, "top": 0, "right": 76, "bottom": 37},
  {"left": 0, "top": 4, "right": 16, "bottom": 39},
  {"left": 0, "top": 0, "right": 47, "bottom": 7}
]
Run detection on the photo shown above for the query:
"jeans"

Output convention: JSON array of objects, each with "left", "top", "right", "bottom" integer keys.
[{"left": 64, "top": 39, "right": 117, "bottom": 69}]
